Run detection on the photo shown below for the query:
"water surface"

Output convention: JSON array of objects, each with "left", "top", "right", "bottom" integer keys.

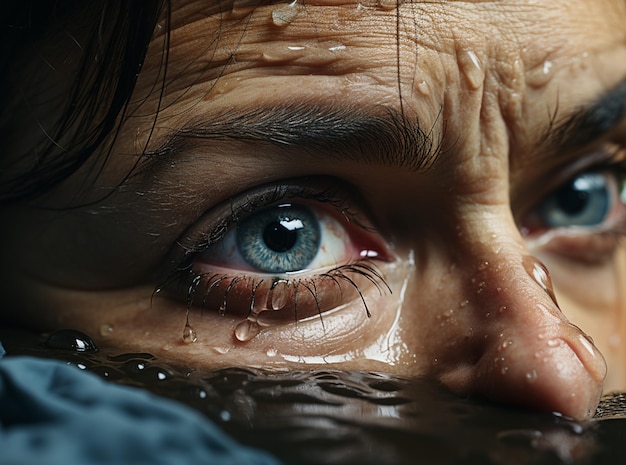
[{"left": 3, "top": 328, "right": 626, "bottom": 465}]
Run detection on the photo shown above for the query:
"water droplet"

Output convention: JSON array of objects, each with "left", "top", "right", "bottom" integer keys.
[
  {"left": 498, "top": 305, "right": 507, "bottom": 313},
  {"left": 556, "top": 362, "right": 565, "bottom": 371},
  {"left": 99, "top": 324, "right": 114, "bottom": 337},
  {"left": 45, "top": 329, "right": 98, "bottom": 352},
  {"left": 460, "top": 300, "right": 469, "bottom": 308},
  {"left": 522, "top": 256, "right": 558, "bottom": 306},
  {"left": 416, "top": 80, "right": 430, "bottom": 96},
  {"left": 526, "top": 58, "right": 556, "bottom": 88},
  {"left": 459, "top": 50, "right": 484, "bottom": 90},
  {"left": 578, "top": 334, "right": 599, "bottom": 359},
  {"left": 542, "top": 60, "right": 553, "bottom": 75},
  {"left": 501, "top": 366, "right": 509, "bottom": 375},
  {"left": 230, "top": 0, "right": 256, "bottom": 18},
  {"left": 182, "top": 324, "right": 197, "bottom": 344},
  {"left": 477, "top": 260, "right": 489, "bottom": 271},
  {"left": 266, "top": 347, "right": 278, "bottom": 357},
  {"left": 212, "top": 346, "right": 230, "bottom": 355},
  {"left": 525, "top": 369, "right": 538, "bottom": 383},
  {"left": 234, "top": 319, "right": 261, "bottom": 342},
  {"left": 271, "top": 0, "right": 301, "bottom": 27},
  {"left": 328, "top": 44, "right": 346, "bottom": 52},
  {"left": 547, "top": 339, "right": 560, "bottom": 348},
  {"left": 268, "top": 279, "right": 290, "bottom": 310},
  {"left": 219, "top": 300, "right": 227, "bottom": 316},
  {"left": 498, "top": 339, "right": 513, "bottom": 351},
  {"left": 220, "top": 410, "right": 232, "bottom": 422},
  {"left": 198, "top": 390, "right": 207, "bottom": 399}
]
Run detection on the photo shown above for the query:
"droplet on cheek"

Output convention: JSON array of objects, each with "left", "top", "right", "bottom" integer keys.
[
  {"left": 182, "top": 323, "right": 198, "bottom": 344},
  {"left": 268, "top": 279, "right": 290, "bottom": 310},
  {"left": 234, "top": 319, "right": 261, "bottom": 342},
  {"left": 45, "top": 329, "right": 98, "bottom": 352}
]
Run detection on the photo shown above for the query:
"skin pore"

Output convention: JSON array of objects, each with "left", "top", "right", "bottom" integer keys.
[{"left": 2, "top": 0, "right": 626, "bottom": 421}]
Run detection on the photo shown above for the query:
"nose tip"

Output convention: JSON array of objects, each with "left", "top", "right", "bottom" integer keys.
[
  {"left": 434, "top": 255, "right": 607, "bottom": 420},
  {"left": 471, "top": 319, "right": 606, "bottom": 420}
]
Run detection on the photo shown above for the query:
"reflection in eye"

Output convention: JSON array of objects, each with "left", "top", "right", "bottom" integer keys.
[
  {"left": 538, "top": 172, "right": 617, "bottom": 228},
  {"left": 165, "top": 182, "right": 392, "bottom": 343}
]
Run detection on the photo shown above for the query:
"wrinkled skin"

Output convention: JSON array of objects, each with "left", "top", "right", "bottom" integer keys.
[{"left": 2, "top": 0, "right": 626, "bottom": 420}]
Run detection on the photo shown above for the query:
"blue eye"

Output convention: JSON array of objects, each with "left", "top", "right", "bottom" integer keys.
[
  {"left": 236, "top": 204, "right": 320, "bottom": 273},
  {"left": 199, "top": 201, "right": 354, "bottom": 275},
  {"left": 538, "top": 173, "right": 611, "bottom": 228}
]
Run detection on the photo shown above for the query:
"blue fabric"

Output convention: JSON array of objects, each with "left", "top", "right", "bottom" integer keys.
[{"left": 0, "top": 353, "right": 281, "bottom": 465}]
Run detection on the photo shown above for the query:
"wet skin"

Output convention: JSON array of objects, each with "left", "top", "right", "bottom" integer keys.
[{"left": 2, "top": 0, "right": 626, "bottom": 420}]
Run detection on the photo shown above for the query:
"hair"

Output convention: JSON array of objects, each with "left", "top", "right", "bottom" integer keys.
[{"left": 0, "top": 0, "right": 167, "bottom": 205}]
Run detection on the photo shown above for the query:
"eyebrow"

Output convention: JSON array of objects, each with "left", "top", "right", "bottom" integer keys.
[
  {"left": 145, "top": 76, "right": 626, "bottom": 175},
  {"left": 540, "top": 76, "right": 626, "bottom": 154},
  {"left": 145, "top": 103, "right": 444, "bottom": 172}
]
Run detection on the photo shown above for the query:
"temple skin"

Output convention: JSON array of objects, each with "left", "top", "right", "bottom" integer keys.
[{"left": 2, "top": 0, "right": 626, "bottom": 420}]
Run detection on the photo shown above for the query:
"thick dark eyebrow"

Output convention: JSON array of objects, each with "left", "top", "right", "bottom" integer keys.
[
  {"left": 144, "top": 103, "right": 444, "bottom": 172},
  {"left": 540, "top": 76, "right": 626, "bottom": 154}
]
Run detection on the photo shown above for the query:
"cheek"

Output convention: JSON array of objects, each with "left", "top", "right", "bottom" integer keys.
[
  {"left": 81, "top": 259, "right": 414, "bottom": 373},
  {"left": 540, "top": 249, "right": 626, "bottom": 390}
]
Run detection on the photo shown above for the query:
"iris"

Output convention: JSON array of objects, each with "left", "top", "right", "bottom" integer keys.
[
  {"left": 539, "top": 173, "right": 611, "bottom": 228},
  {"left": 236, "top": 204, "right": 321, "bottom": 273}
]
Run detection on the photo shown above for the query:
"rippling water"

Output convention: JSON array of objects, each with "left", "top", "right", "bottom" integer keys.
[{"left": 3, "top": 328, "right": 626, "bottom": 465}]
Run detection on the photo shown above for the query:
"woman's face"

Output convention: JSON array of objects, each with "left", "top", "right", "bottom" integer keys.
[{"left": 2, "top": 0, "right": 626, "bottom": 420}]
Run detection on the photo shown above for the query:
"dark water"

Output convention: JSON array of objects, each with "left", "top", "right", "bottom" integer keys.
[{"left": 3, "top": 328, "right": 626, "bottom": 465}]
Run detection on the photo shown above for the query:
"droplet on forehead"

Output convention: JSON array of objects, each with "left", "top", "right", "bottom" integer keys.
[
  {"left": 459, "top": 50, "right": 484, "bottom": 90},
  {"left": 526, "top": 59, "right": 556, "bottom": 89},
  {"left": 272, "top": 0, "right": 301, "bottom": 27}
]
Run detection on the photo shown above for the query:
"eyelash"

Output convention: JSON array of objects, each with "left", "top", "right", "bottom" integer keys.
[{"left": 154, "top": 179, "right": 391, "bottom": 334}]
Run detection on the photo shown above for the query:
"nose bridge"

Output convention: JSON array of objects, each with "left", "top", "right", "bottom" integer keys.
[{"left": 420, "top": 218, "right": 607, "bottom": 419}]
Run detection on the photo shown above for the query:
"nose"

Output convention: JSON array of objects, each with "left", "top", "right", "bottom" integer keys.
[{"left": 419, "top": 240, "right": 607, "bottom": 420}]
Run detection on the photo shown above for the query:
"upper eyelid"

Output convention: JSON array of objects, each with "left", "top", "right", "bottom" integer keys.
[
  {"left": 161, "top": 177, "right": 373, "bottom": 275},
  {"left": 513, "top": 143, "right": 626, "bottom": 219}
]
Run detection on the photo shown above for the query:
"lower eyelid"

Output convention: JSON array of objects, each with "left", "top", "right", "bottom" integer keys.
[
  {"left": 184, "top": 262, "right": 390, "bottom": 323},
  {"left": 526, "top": 228, "right": 624, "bottom": 265}
]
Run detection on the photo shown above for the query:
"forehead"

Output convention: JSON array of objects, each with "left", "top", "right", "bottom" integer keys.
[{"left": 122, "top": 0, "right": 626, "bottom": 163}]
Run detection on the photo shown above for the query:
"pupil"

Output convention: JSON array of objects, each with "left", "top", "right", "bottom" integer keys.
[
  {"left": 556, "top": 182, "right": 589, "bottom": 215},
  {"left": 263, "top": 221, "right": 298, "bottom": 253}
]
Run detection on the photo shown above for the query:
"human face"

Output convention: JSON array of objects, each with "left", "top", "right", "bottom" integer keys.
[{"left": 2, "top": 0, "right": 626, "bottom": 420}]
